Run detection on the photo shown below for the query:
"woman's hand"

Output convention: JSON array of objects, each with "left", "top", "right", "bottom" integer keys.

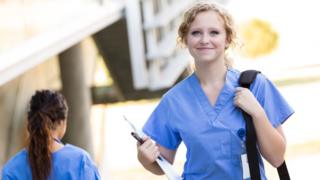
[
  {"left": 137, "top": 136, "right": 160, "bottom": 166},
  {"left": 234, "top": 87, "right": 287, "bottom": 167},
  {"left": 136, "top": 136, "right": 175, "bottom": 175},
  {"left": 234, "top": 87, "right": 264, "bottom": 119}
]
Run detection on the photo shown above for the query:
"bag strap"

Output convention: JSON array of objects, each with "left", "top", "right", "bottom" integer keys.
[
  {"left": 277, "top": 161, "right": 290, "bottom": 180},
  {"left": 239, "top": 70, "right": 261, "bottom": 180},
  {"left": 239, "top": 70, "right": 290, "bottom": 180}
]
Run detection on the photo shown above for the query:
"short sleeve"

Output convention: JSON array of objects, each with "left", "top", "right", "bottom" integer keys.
[
  {"left": 251, "top": 74, "right": 294, "bottom": 127},
  {"left": 79, "top": 154, "right": 101, "bottom": 180},
  {"left": 1, "top": 169, "right": 14, "bottom": 180},
  {"left": 143, "top": 96, "right": 181, "bottom": 150},
  {"left": 1, "top": 174, "right": 11, "bottom": 180}
]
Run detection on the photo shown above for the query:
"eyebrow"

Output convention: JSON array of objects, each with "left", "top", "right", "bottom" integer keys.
[{"left": 189, "top": 27, "right": 221, "bottom": 32}]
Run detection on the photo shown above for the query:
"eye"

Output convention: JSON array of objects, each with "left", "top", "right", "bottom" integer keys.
[
  {"left": 210, "top": 30, "right": 219, "bottom": 36},
  {"left": 191, "top": 31, "right": 201, "bottom": 36}
]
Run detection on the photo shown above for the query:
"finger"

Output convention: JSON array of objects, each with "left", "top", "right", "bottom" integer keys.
[
  {"left": 235, "top": 89, "right": 243, "bottom": 96},
  {"left": 147, "top": 146, "right": 159, "bottom": 161},
  {"left": 234, "top": 97, "right": 241, "bottom": 106},
  {"left": 141, "top": 136, "right": 149, "bottom": 141},
  {"left": 151, "top": 146, "right": 160, "bottom": 159},
  {"left": 234, "top": 95, "right": 239, "bottom": 102},
  {"left": 236, "top": 87, "right": 244, "bottom": 91},
  {"left": 141, "top": 139, "right": 153, "bottom": 149},
  {"left": 233, "top": 99, "right": 238, "bottom": 106},
  {"left": 136, "top": 136, "right": 149, "bottom": 147},
  {"left": 154, "top": 151, "right": 160, "bottom": 160},
  {"left": 144, "top": 141, "right": 159, "bottom": 153},
  {"left": 152, "top": 145, "right": 159, "bottom": 154},
  {"left": 150, "top": 143, "right": 159, "bottom": 151}
]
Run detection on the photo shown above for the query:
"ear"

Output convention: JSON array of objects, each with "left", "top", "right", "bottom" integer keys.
[
  {"left": 225, "top": 37, "right": 231, "bottom": 49},
  {"left": 183, "top": 38, "right": 188, "bottom": 46},
  {"left": 225, "top": 43, "right": 229, "bottom": 50},
  {"left": 55, "top": 119, "right": 66, "bottom": 128}
]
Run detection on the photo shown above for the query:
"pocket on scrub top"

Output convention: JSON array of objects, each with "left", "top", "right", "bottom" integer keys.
[
  {"left": 213, "top": 130, "right": 232, "bottom": 160},
  {"left": 230, "top": 130, "right": 244, "bottom": 166}
]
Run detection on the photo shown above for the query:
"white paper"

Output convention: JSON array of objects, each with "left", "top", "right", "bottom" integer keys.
[{"left": 156, "top": 156, "right": 183, "bottom": 180}]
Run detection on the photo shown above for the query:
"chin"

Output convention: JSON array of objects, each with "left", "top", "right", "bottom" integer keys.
[{"left": 197, "top": 56, "right": 217, "bottom": 62}]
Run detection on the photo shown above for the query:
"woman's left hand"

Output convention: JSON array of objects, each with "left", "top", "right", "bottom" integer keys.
[{"left": 233, "top": 87, "right": 263, "bottom": 118}]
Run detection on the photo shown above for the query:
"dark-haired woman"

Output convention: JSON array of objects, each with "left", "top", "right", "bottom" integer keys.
[{"left": 2, "top": 90, "right": 100, "bottom": 180}]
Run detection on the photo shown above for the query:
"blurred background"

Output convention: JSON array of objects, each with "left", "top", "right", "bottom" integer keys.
[{"left": 0, "top": 0, "right": 319, "bottom": 179}]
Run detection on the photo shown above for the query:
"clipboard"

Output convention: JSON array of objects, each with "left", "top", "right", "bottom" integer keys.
[{"left": 123, "top": 116, "right": 182, "bottom": 180}]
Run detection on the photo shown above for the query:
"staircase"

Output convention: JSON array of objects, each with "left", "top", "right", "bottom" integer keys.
[{"left": 93, "top": 0, "right": 197, "bottom": 103}]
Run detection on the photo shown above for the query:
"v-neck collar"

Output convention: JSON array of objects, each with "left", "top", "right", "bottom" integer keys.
[{"left": 189, "top": 68, "right": 238, "bottom": 121}]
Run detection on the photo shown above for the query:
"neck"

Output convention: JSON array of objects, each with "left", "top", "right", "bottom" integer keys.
[
  {"left": 50, "top": 137, "right": 64, "bottom": 152},
  {"left": 53, "top": 137, "right": 62, "bottom": 144},
  {"left": 50, "top": 131, "right": 64, "bottom": 152},
  {"left": 195, "top": 59, "right": 227, "bottom": 85}
]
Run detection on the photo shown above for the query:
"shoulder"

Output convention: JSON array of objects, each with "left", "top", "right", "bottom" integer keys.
[
  {"left": 2, "top": 149, "right": 29, "bottom": 177},
  {"left": 55, "top": 144, "right": 92, "bottom": 161},
  {"left": 250, "top": 71, "right": 272, "bottom": 91},
  {"left": 254, "top": 72, "right": 268, "bottom": 84},
  {"left": 52, "top": 145, "right": 100, "bottom": 179},
  {"left": 238, "top": 69, "right": 269, "bottom": 87},
  {"left": 228, "top": 68, "right": 241, "bottom": 81},
  {"left": 238, "top": 69, "right": 267, "bottom": 82},
  {"left": 246, "top": 71, "right": 283, "bottom": 102},
  {"left": 53, "top": 144, "right": 97, "bottom": 171},
  {"left": 229, "top": 67, "right": 241, "bottom": 75},
  {"left": 62, "top": 144, "right": 88, "bottom": 153},
  {"left": 3, "top": 149, "right": 28, "bottom": 168},
  {"left": 162, "top": 73, "right": 195, "bottom": 101},
  {"left": 63, "top": 145, "right": 100, "bottom": 177}
]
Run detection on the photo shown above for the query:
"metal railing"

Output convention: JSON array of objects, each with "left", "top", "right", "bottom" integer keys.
[{"left": 126, "top": 0, "right": 196, "bottom": 90}]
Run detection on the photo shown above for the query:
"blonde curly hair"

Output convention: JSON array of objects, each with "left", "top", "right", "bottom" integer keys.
[{"left": 177, "top": 2, "right": 237, "bottom": 66}]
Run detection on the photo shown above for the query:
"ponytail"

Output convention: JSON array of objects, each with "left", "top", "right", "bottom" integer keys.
[
  {"left": 27, "top": 112, "right": 52, "bottom": 180},
  {"left": 27, "top": 90, "right": 68, "bottom": 180}
]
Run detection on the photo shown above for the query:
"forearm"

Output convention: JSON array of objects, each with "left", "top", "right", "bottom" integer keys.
[
  {"left": 137, "top": 138, "right": 164, "bottom": 175},
  {"left": 138, "top": 157, "right": 164, "bottom": 175},
  {"left": 252, "top": 108, "right": 286, "bottom": 167}
]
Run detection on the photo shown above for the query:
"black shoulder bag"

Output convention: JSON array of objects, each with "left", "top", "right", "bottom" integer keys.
[{"left": 239, "top": 70, "right": 290, "bottom": 180}]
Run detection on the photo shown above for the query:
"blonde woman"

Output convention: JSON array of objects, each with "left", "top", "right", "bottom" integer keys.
[{"left": 137, "top": 2, "right": 293, "bottom": 179}]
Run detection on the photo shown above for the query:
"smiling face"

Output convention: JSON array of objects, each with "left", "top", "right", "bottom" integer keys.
[{"left": 186, "top": 10, "right": 228, "bottom": 64}]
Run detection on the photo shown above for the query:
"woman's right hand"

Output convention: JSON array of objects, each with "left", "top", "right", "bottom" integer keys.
[{"left": 137, "top": 136, "right": 160, "bottom": 166}]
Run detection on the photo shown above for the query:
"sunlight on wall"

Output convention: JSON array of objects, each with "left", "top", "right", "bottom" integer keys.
[
  {"left": 239, "top": 19, "right": 278, "bottom": 58},
  {"left": 93, "top": 57, "right": 113, "bottom": 86}
]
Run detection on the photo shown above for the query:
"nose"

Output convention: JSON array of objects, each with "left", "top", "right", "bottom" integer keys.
[{"left": 200, "top": 33, "right": 210, "bottom": 44}]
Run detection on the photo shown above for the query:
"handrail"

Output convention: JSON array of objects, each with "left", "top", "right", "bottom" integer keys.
[{"left": 0, "top": 2, "right": 124, "bottom": 86}]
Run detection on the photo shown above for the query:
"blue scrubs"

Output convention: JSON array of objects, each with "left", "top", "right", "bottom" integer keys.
[
  {"left": 143, "top": 68, "right": 294, "bottom": 180},
  {"left": 2, "top": 144, "right": 100, "bottom": 180}
]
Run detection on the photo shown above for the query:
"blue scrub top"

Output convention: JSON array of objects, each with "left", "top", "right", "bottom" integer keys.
[
  {"left": 143, "top": 68, "right": 294, "bottom": 180},
  {"left": 2, "top": 144, "right": 101, "bottom": 180}
]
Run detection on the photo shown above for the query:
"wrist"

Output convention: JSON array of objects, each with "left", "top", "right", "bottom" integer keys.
[{"left": 251, "top": 106, "right": 266, "bottom": 121}]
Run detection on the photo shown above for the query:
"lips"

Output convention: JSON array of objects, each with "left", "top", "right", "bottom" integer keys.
[
  {"left": 196, "top": 47, "right": 214, "bottom": 52},
  {"left": 197, "top": 46, "right": 213, "bottom": 49}
]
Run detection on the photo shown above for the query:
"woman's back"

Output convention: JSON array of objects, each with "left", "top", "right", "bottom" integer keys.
[
  {"left": 2, "top": 144, "right": 100, "bottom": 180},
  {"left": 1, "top": 90, "right": 100, "bottom": 180}
]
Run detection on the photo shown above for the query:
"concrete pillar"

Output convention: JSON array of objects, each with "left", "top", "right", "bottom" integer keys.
[
  {"left": 0, "top": 78, "right": 21, "bottom": 166},
  {"left": 58, "top": 43, "right": 93, "bottom": 155}
]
